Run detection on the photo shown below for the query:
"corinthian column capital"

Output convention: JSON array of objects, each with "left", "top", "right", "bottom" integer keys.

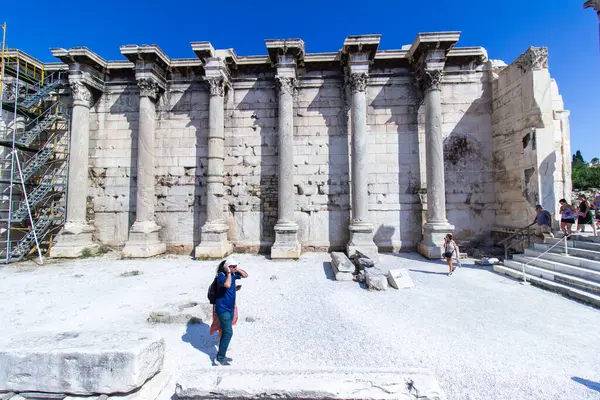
[
  {"left": 275, "top": 76, "right": 296, "bottom": 95},
  {"left": 137, "top": 78, "right": 160, "bottom": 100},
  {"left": 206, "top": 76, "right": 226, "bottom": 97},
  {"left": 349, "top": 72, "right": 368, "bottom": 93},
  {"left": 70, "top": 81, "right": 93, "bottom": 107},
  {"left": 417, "top": 69, "right": 443, "bottom": 92}
]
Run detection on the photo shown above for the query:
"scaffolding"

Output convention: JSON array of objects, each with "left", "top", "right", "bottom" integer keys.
[{"left": 0, "top": 22, "right": 70, "bottom": 263}]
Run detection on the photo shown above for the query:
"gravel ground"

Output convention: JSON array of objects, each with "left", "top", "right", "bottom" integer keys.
[{"left": 0, "top": 252, "right": 599, "bottom": 400}]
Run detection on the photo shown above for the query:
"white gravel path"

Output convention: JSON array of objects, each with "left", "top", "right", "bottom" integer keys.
[{"left": 1, "top": 252, "right": 599, "bottom": 400}]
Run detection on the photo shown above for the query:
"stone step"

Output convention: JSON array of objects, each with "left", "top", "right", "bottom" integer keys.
[
  {"left": 176, "top": 368, "right": 447, "bottom": 400},
  {"left": 545, "top": 238, "right": 600, "bottom": 252},
  {"left": 573, "top": 234, "right": 600, "bottom": 243},
  {"left": 533, "top": 242, "right": 600, "bottom": 262},
  {"left": 516, "top": 252, "right": 600, "bottom": 283},
  {"left": 493, "top": 264, "right": 600, "bottom": 308},
  {"left": 505, "top": 259, "right": 600, "bottom": 295}
]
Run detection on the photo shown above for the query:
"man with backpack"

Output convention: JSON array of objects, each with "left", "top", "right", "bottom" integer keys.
[{"left": 208, "top": 257, "right": 248, "bottom": 366}]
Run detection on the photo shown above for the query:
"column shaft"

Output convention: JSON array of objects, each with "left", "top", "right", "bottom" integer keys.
[
  {"left": 67, "top": 103, "right": 91, "bottom": 223},
  {"left": 277, "top": 89, "right": 294, "bottom": 223},
  {"left": 135, "top": 95, "right": 156, "bottom": 223},
  {"left": 351, "top": 89, "right": 369, "bottom": 222},
  {"left": 206, "top": 93, "right": 225, "bottom": 224},
  {"left": 424, "top": 88, "right": 447, "bottom": 224}
]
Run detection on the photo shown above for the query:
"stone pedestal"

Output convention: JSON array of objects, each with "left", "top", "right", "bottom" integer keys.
[
  {"left": 418, "top": 222, "right": 455, "bottom": 259},
  {"left": 123, "top": 220, "right": 166, "bottom": 258},
  {"left": 271, "top": 70, "right": 301, "bottom": 259},
  {"left": 50, "top": 222, "right": 97, "bottom": 258},
  {"left": 271, "top": 222, "right": 301, "bottom": 259},
  {"left": 347, "top": 221, "right": 379, "bottom": 261},
  {"left": 195, "top": 223, "right": 232, "bottom": 259},
  {"left": 195, "top": 73, "right": 233, "bottom": 259},
  {"left": 51, "top": 81, "right": 96, "bottom": 258},
  {"left": 123, "top": 79, "right": 166, "bottom": 258}
]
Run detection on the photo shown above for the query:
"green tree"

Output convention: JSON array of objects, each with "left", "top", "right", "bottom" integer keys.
[
  {"left": 573, "top": 150, "right": 586, "bottom": 169},
  {"left": 572, "top": 150, "right": 600, "bottom": 189},
  {"left": 592, "top": 157, "right": 599, "bottom": 165}
]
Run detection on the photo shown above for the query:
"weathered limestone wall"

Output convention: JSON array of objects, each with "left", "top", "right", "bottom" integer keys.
[
  {"left": 491, "top": 47, "right": 570, "bottom": 228},
  {"left": 71, "top": 41, "right": 570, "bottom": 254},
  {"left": 441, "top": 64, "right": 495, "bottom": 241},
  {"left": 367, "top": 67, "right": 421, "bottom": 251}
]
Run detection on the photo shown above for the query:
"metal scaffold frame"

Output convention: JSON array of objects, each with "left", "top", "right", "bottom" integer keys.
[{"left": 0, "top": 22, "right": 71, "bottom": 263}]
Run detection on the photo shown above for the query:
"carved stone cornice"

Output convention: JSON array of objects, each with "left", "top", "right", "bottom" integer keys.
[
  {"left": 275, "top": 76, "right": 296, "bottom": 95},
  {"left": 206, "top": 77, "right": 225, "bottom": 97},
  {"left": 514, "top": 47, "right": 548, "bottom": 72},
  {"left": 348, "top": 72, "right": 368, "bottom": 93},
  {"left": 584, "top": 0, "right": 600, "bottom": 17},
  {"left": 70, "top": 81, "right": 93, "bottom": 107},
  {"left": 417, "top": 69, "right": 443, "bottom": 92},
  {"left": 137, "top": 78, "right": 160, "bottom": 100}
]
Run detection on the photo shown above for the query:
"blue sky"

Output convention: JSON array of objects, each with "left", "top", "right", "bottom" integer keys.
[{"left": 2, "top": 0, "right": 598, "bottom": 160}]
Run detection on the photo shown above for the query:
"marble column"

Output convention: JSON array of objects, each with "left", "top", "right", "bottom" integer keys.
[
  {"left": 347, "top": 72, "right": 378, "bottom": 260},
  {"left": 195, "top": 76, "right": 233, "bottom": 258},
  {"left": 50, "top": 80, "right": 97, "bottom": 258},
  {"left": 271, "top": 75, "right": 301, "bottom": 259},
  {"left": 417, "top": 70, "right": 454, "bottom": 259},
  {"left": 122, "top": 78, "right": 166, "bottom": 258}
]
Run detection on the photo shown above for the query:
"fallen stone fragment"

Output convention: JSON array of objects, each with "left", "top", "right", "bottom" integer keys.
[
  {"left": 365, "top": 268, "right": 388, "bottom": 291},
  {"left": 245, "top": 316, "right": 256, "bottom": 323},
  {"left": 0, "top": 331, "right": 165, "bottom": 395},
  {"left": 121, "top": 270, "right": 142, "bottom": 277},
  {"left": 269, "top": 275, "right": 278, "bottom": 280},
  {"left": 330, "top": 252, "right": 355, "bottom": 281},
  {"left": 176, "top": 367, "right": 447, "bottom": 400},
  {"left": 475, "top": 257, "right": 501, "bottom": 266},
  {"left": 353, "top": 250, "right": 375, "bottom": 270},
  {"left": 387, "top": 269, "right": 415, "bottom": 289},
  {"left": 330, "top": 252, "right": 354, "bottom": 272},
  {"left": 148, "top": 302, "right": 210, "bottom": 324}
]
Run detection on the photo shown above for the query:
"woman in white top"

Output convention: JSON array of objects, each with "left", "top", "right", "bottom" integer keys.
[{"left": 443, "top": 234, "right": 459, "bottom": 276}]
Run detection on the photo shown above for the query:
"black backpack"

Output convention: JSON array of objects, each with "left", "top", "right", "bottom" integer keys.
[{"left": 207, "top": 276, "right": 219, "bottom": 304}]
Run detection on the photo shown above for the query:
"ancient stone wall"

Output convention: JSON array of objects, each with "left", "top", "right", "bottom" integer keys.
[
  {"left": 441, "top": 63, "right": 495, "bottom": 242},
  {"left": 491, "top": 47, "right": 570, "bottom": 229}
]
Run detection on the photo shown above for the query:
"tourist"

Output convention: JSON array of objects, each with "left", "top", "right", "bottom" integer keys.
[
  {"left": 594, "top": 192, "right": 600, "bottom": 226},
  {"left": 212, "top": 257, "right": 248, "bottom": 366},
  {"left": 576, "top": 195, "right": 598, "bottom": 236},
  {"left": 443, "top": 234, "right": 459, "bottom": 276},
  {"left": 533, "top": 205, "right": 554, "bottom": 238},
  {"left": 559, "top": 199, "right": 576, "bottom": 238}
]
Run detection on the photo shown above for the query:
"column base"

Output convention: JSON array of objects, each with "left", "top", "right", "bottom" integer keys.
[
  {"left": 50, "top": 222, "right": 98, "bottom": 258},
  {"left": 271, "top": 221, "right": 301, "bottom": 259},
  {"left": 195, "top": 223, "right": 233, "bottom": 259},
  {"left": 418, "top": 222, "right": 455, "bottom": 259},
  {"left": 122, "top": 220, "right": 166, "bottom": 258},
  {"left": 347, "top": 221, "right": 379, "bottom": 261}
]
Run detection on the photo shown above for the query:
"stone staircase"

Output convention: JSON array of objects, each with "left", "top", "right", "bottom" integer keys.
[{"left": 494, "top": 234, "right": 600, "bottom": 307}]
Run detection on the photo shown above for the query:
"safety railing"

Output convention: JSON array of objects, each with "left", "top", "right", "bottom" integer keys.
[
  {"left": 515, "top": 234, "right": 570, "bottom": 285},
  {"left": 498, "top": 222, "right": 537, "bottom": 261}
]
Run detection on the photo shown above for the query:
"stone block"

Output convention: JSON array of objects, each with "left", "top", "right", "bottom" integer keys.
[
  {"left": 387, "top": 269, "right": 415, "bottom": 289},
  {"left": 0, "top": 331, "right": 165, "bottom": 395},
  {"left": 176, "top": 368, "right": 447, "bottom": 400},
  {"left": 330, "top": 252, "right": 355, "bottom": 281},
  {"left": 365, "top": 269, "right": 388, "bottom": 291}
]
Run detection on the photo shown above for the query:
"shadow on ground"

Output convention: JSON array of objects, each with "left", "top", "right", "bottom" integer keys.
[
  {"left": 181, "top": 321, "right": 218, "bottom": 360},
  {"left": 572, "top": 377, "right": 600, "bottom": 393}
]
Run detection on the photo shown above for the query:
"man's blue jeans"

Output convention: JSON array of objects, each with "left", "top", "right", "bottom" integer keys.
[{"left": 216, "top": 311, "right": 234, "bottom": 362}]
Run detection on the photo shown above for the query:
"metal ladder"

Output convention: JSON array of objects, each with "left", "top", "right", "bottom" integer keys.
[
  {"left": 8, "top": 214, "right": 53, "bottom": 262},
  {"left": 19, "top": 130, "right": 67, "bottom": 182},
  {"left": 12, "top": 174, "right": 65, "bottom": 222},
  {"left": 19, "top": 80, "right": 63, "bottom": 108},
  {"left": 17, "top": 109, "right": 64, "bottom": 147}
]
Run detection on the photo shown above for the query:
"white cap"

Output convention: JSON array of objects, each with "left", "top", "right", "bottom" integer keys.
[{"left": 224, "top": 257, "right": 239, "bottom": 268}]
